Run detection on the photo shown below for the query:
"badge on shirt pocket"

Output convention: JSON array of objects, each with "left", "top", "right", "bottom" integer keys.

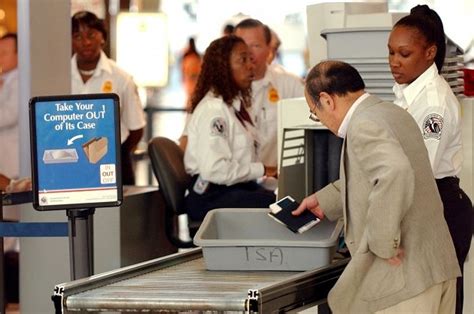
[
  {"left": 268, "top": 86, "right": 280, "bottom": 103},
  {"left": 102, "top": 80, "right": 113, "bottom": 93}
]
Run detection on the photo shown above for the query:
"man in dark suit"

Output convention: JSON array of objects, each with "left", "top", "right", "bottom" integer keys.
[{"left": 293, "top": 60, "right": 460, "bottom": 313}]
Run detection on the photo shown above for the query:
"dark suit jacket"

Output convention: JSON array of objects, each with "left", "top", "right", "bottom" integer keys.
[{"left": 316, "top": 95, "right": 460, "bottom": 313}]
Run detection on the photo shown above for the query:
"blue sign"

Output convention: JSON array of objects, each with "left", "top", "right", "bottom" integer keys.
[{"left": 29, "top": 93, "right": 122, "bottom": 210}]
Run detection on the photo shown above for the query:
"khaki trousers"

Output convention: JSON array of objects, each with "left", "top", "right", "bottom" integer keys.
[{"left": 375, "top": 279, "right": 456, "bottom": 314}]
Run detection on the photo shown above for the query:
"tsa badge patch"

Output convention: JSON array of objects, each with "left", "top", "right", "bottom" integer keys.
[
  {"left": 422, "top": 113, "right": 443, "bottom": 140},
  {"left": 210, "top": 117, "right": 227, "bottom": 137}
]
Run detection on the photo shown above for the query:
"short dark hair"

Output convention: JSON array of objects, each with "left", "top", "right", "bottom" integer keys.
[
  {"left": 223, "top": 24, "right": 235, "bottom": 36},
  {"left": 71, "top": 11, "right": 107, "bottom": 41},
  {"left": 0, "top": 33, "right": 18, "bottom": 52},
  {"left": 234, "top": 18, "right": 271, "bottom": 45},
  {"left": 305, "top": 61, "right": 365, "bottom": 107},
  {"left": 394, "top": 5, "right": 445, "bottom": 73}
]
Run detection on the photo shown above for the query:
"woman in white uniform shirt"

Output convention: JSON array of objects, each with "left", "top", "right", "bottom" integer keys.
[
  {"left": 184, "top": 35, "right": 277, "bottom": 221},
  {"left": 71, "top": 11, "right": 146, "bottom": 185},
  {"left": 388, "top": 6, "right": 472, "bottom": 313}
]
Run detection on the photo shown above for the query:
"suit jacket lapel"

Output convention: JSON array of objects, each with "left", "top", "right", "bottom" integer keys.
[
  {"left": 340, "top": 95, "right": 379, "bottom": 237},
  {"left": 340, "top": 138, "right": 348, "bottom": 236}
]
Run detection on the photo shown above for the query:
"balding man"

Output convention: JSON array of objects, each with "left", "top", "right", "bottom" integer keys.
[{"left": 293, "top": 60, "right": 460, "bottom": 313}]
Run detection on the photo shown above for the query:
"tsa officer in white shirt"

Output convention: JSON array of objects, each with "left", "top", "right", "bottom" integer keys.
[
  {"left": 0, "top": 33, "right": 19, "bottom": 179},
  {"left": 234, "top": 19, "right": 304, "bottom": 167},
  {"left": 184, "top": 35, "right": 277, "bottom": 222},
  {"left": 71, "top": 11, "right": 146, "bottom": 185},
  {"left": 388, "top": 7, "right": 472, "bottom": 313}
]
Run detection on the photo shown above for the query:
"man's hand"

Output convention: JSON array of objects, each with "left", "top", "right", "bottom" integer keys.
[
  {"left": 292, "top": 193, "right": 325, "bottom": 219},
  {"left": 6, "top": 177, "right": 32, "bottom": 193},
  {"left": 0, "top": 173, "right": 11, "bottom": 191},
  {"left": 386, "top": 248, "right": 404, "bottom": 266}
]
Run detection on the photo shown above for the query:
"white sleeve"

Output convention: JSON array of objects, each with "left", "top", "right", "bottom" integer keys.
[
  {"left": 120, "top": 76, "right": 146, "bottom": 131},
  {"left": 0, "top": 78, "right": 18, "bottom": 130},
  {"left": 192, "top": 107, "right": 263, "bottom": 185},
  {"left": 416, "top": 104, "right": 450, "bottom": 172}
]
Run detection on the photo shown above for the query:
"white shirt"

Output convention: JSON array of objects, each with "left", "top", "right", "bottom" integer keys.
[
  {"left": 184, "top": 92, "right": 264, "bottom": 186},
  {"left": 71, "top": 51, "right": 146, "bottom": 143},
  {"left": 393, "top": 63, "right": 463, "bottom": 178},
  {"left": 0, "top": 68, "right": 19, "bottom": 178},
  {"left": 338, "top": 93, "right": 370, "bottom": 138},
  {"left": 251, "top": 65, "right": 304, "bottom": 167}
]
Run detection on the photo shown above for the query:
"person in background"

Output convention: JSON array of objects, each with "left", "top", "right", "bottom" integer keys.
[
  {"left": 184, "top": 35, "right": 277, "bottom": 222},
  {"left": 222, "top": 23, "right": 234, "bottom": 37},
  {"left": 234, "top": 18, "right": 304, "bottom": 168},
  {"left": 294, "top": 60, "right": 459, "bottom": 313},
  {"left": 178, "top": 37, "right": 202, "bottom": 151},
  {"left": 0, "top": 33, "right": 21, "bottom": 305},
  {"left": 388, "top": 6, "right": 472, "bottom": 313},
  {"left": 0, "top": 33, "right": 19, "bottom": 180},
  {"left": 181, "top": 37, "right": 202, "bottom": 109},
  {"left": 71, "top": 11, "right": 146, "bottom": 185},
  {"left": 267, "top": 28, "right": 282, "bottom": 66}
]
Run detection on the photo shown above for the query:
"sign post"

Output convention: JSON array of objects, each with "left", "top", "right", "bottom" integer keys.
[{"left": 29, "top": 93, "right": 122, "bottom": 280}]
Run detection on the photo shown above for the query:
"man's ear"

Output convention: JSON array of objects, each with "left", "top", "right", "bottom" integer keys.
[{"left": 319, "top": 92, "right": 335, "bottom": 111}]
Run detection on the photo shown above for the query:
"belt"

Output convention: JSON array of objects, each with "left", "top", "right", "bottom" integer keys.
[{"left": 435, "top": 176, "right": 459, "bottom": 189}]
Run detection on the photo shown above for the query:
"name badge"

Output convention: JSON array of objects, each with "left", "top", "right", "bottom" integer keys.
[
  {"left": 102, "top": 80, "right": 113, "bottom": 93},
  {"left": 268, "top": 86, "right": 280, "bottom": 103}
]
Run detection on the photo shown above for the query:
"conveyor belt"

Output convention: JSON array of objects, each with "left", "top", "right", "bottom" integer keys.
[{"left": 54, "top": 248, "right": 348, "bottom": 313}]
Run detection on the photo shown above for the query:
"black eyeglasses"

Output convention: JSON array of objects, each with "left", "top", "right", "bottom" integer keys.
[
  {"left": 309, "top": 111, "right": 320, "bottom": 122},
  {"left": 308, "top": 102, "right": 321, "bottom": 123}
]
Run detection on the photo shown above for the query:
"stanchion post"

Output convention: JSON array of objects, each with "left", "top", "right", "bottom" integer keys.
[{"left": 67, "top": 208, "right": 95, "bottom": 280}]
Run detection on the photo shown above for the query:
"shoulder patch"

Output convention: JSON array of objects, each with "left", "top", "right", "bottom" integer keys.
[
  {"left": 422, "top": 113, "right": 443, "bottom": 140},
  {"left": 210, "top": 117, "right": 227, "bottom": 137}
]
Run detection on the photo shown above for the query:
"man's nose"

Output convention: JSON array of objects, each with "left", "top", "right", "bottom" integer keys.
[{"left": 249, "top": 52, "right": 256, "bottom": 63}]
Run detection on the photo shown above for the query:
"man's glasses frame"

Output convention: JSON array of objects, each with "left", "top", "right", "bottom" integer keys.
[{"left": 308, "top": 98, "right": 321, "bottom": 123}]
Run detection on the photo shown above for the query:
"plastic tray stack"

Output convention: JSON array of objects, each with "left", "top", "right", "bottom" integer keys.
[
  {"left": 441, "top": 56, "right": 465, "bottom": 97},
  {"left": 322, "top": 27, "right": 395, "bottom": 102},
  {"left": 322, "top": 27, "right": 465, "bottom": 99}
]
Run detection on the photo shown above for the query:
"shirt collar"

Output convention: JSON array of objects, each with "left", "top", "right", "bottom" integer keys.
[
  {"left": 252, "top": 66, "right": 272, "bottom": 90},
  {"left": 232, "top": 96, "right": 242, "bottom": 111},
  {"left": 71, "top": 50, "right": 112, "bottom": 78},
  {"left": 337, "top": 92, "right": 370, "bottom": 138},
  {"left": 392, "top": 63, "right": 438, "bottom": 109},
  {"left": 0, "top": 68, "right": 18, "bottom": 83}
]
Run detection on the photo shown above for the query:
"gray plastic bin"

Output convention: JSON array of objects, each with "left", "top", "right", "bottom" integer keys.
[
  {"left": 322, "top": 27, "right": 392, "bottom": 59},
  {"left": 193, "top": 208, "right": 343, "bottom": 271}
]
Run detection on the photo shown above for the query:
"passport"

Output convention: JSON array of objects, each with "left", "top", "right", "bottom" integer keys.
[{"left": 268, "top": 196, "right": 320, "bottom": 234}]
